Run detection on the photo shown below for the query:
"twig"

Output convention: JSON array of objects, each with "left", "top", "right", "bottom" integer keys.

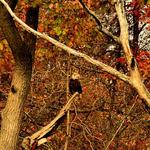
[
  {"left": 22, "top": 92, "right": 78, "bottom": 148},
  {"left": 104, "top": 100, "right": 137, "bottom": 150},
  {"left": 24, "top": 111, "right": 39, "bottom": 128},
  {"left": 83, "top": 130, "right": 94, "bottom": 150},
  {"left": 139, "top": 23, "right": 146, "bottom": 33},
  {"left": 71, "top": 121, "right": 95, "bottom": 150}
]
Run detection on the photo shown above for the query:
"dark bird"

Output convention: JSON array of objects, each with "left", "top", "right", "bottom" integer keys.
[{"left": 69, "top": 72, "right": 82, "bottom": 97}]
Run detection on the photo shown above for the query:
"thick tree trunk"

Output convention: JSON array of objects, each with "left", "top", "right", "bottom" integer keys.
[
  {"left": 0, "top": 51, "right": 32, "bottom": 150},
  {"left": 115, "top": 1, "right": 150, "bottom": 107},
  {"left": 0, "top": 1, "right": 39, "bottom": 149}
]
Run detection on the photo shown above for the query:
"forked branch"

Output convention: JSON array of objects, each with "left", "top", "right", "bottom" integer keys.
[
  {"left": 114, "top": 0, "right": 150, "bottom": 106},
  {"left": 0, "top": 0, "right": 149, "bottom": 106},
  {"left": 79, "top": 0, "right": 121, "bottom": 43}
]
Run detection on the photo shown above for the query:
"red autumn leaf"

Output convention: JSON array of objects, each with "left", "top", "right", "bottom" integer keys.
[{"left": 116, "top": 57, "right": 126, "bottom": 63}]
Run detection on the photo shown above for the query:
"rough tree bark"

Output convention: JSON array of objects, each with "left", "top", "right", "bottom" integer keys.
[
  {"left": 0, "top": 0, "right": 39, "bottom": 149},
  {"left": 115, "top": 1, "right": 150, "bottom": 107}
]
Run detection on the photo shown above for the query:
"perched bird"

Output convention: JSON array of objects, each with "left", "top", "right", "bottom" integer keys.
[{"left": 69, "top": 72, "right": 82, "bottom": 97}]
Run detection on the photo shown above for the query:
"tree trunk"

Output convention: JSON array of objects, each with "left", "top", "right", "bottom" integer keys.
[
  {"left": 0, "top": 1, "right": 39, "bottom": 149},
  {"left": 115, "top": 1, "right": 150, "bottom": 107},
  {"left": 0, "top": 50, "right": 32, "bottom": 150}
]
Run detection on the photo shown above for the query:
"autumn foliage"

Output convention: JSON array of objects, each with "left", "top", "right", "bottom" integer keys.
[{"left": 0, "top": 0, "right": 150, "bottom": 149}]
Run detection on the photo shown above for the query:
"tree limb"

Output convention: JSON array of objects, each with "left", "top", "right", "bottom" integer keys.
[
  {"left": 139, "top": 23, "right": 147, "bottom": 34},
  {"left": 0, "top": 0, "right": 129, "bottom": 83},
  {"left": 0, "top": 0, "right": 149, "bottom": 106},
  {"left": 105, "top": 99, "right": 137, "bottom": 150},
  {"left": 115, "top": 0, "right": 150, "bottom": 106},
  {"left": 22, "top": 92, "right": 78, "bottom": 149},
  {"left": 79, "top": 0, "right": 121, "bottom": 43}
]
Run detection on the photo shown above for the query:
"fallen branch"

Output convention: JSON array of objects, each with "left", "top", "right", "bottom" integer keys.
[{"left": 22, "top": 92, "right": 78, "bottom": 149}]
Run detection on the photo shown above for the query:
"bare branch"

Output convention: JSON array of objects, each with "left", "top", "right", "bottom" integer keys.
[
  {"left": 79, "top": 0, "right": 121, "bottom": 43},
  {"left": 115, "top": 0, "right": 150, "bottom": 107},
  {"left": 64, "top": 54, "right": 71, "bottom": 150},
  {"left": 105, "top": 100, "right": 137, "bottom": 150},
  {"left": 139, "top": 23, "right": 147, "bottom": 33},
  {"left": 0, "top": 0, "right": 150, "bottom": 106},
  {"left": 22, "top": 92, "right": 78, "bottom": 148},
  {"left": 0, "top": 0, "right": 129, "bottom": 83}
]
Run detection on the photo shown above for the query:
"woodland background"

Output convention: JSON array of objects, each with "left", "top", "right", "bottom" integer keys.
[{"left": 0, "top": 0, "right": 150, "bottom": 149}]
